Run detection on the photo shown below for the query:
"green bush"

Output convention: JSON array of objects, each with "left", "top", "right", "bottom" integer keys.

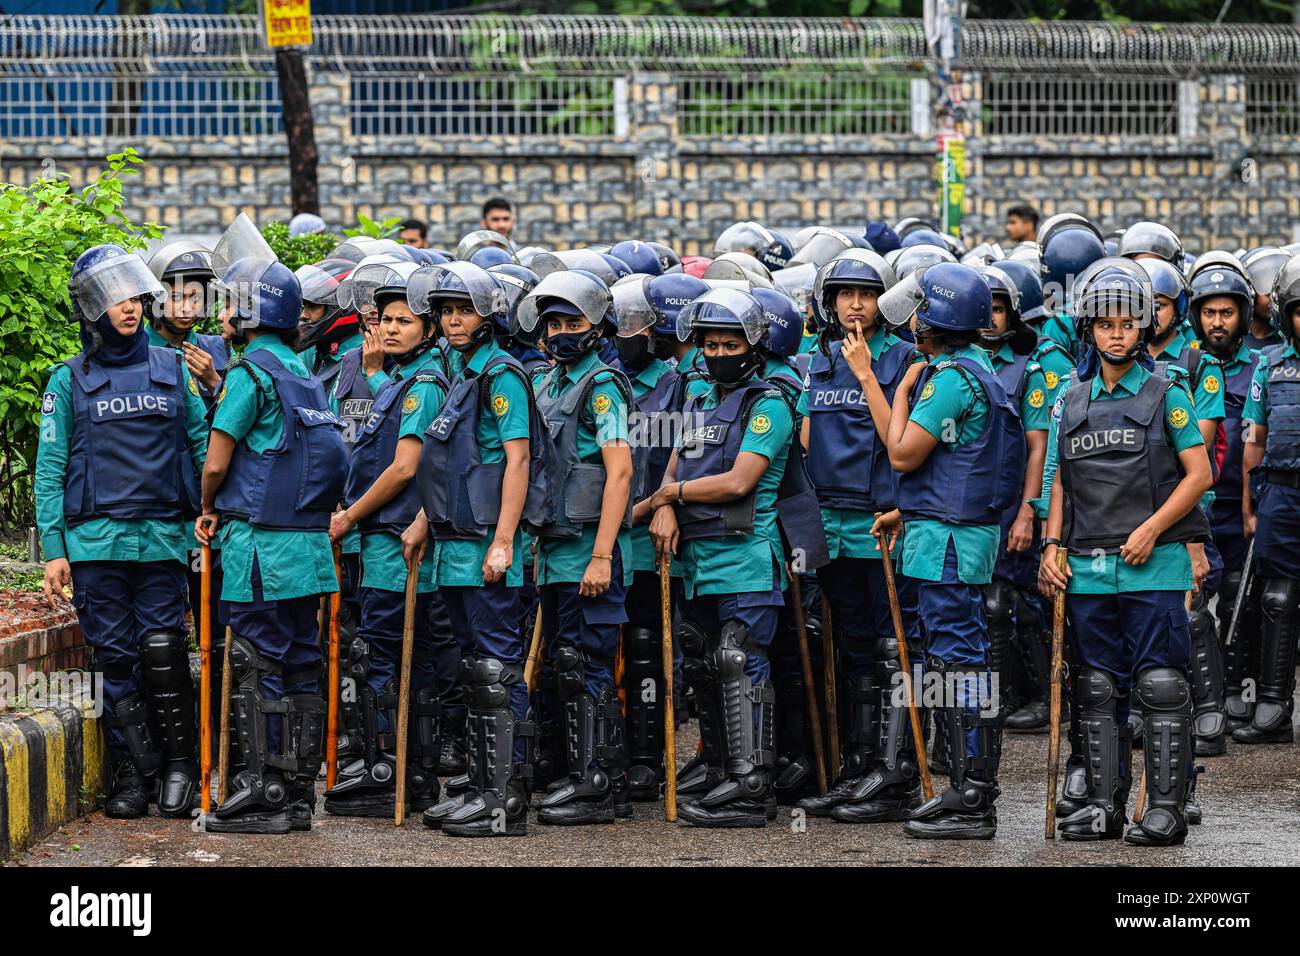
[
  {"left": 260, "top": 220, "right": 340, "bottom": 272},
  {"left": 0, "top": 149, "right": 162, "bottom": 531}
]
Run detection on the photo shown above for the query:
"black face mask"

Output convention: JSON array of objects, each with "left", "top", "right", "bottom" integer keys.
[
  {"left": 704, "top": 350, "right": 761, "bottom": 386},
  {"left": 651, "top": 335, "right": 677, "bottom": 362},
  {"left": 616, "top": 333, "right": 653, "bottom": 372},
  {"left": 546, "top": 329, "right": 600, "bottom": 364}
]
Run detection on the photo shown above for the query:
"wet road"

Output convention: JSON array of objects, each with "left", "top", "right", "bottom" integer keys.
[{"left": 9, "top": 727, "right": 1299, "bottom": 867}]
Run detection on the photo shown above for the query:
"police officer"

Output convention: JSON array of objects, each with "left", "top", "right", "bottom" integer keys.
[
  {"left": 1036, "top": 214, "right": 1107, "bottom": 361},
  {"left": 644, "top": 288, "right": 797, "bottom": 827},
  {"left": 1241, "top": 247, "right": 1289, "bottom": 352},
  {"left": 321, "top": 263, "right": 447, "bottom": 817},
  {"left": 975, "top": 265, "right": 1074, "bottom": 734},
  {"left": 875, "top": 262, "right": 1027, "bottom": 840},
  {"left": 515, "top": 270, "right": 637, "bottom": 826},
  {"left": 196, "top": 256, "right": 346, "bottom": 834},
  {"left": 1038, "top": 258, "right": 1211, "bottom": 846},
  {"left": 405, "top": 263, "right": 540, "bottom": 837},
  {"left": 1236, "top": 253, "right": 1300, "bottom": 746},
  {"left": 145, "top": 242, "right": 228, "bottom": 401},
  {"left": 787, "top": 250, "right": 927, "bottom": 822},
  {"left": 37, "top": 245, "right": 209, "bottom": 819}
]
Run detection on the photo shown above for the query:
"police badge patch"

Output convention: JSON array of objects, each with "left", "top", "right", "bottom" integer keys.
[
  {"left": 1251, "top": 379, "right": 1263, "bottom": 402},
  {"left": 749, "top": 413, "right": 772, "bottom": 435},
  {"left": 492, "top": 394, "right": 509, "bottom": 416},
  {"left": 1169, "top": 407, "right": 1190, "bottom": 429},
  {"left": 403, "top": 394, "right": 420, "bottom": 415},
  {"left": 42, "top": 392, "right": 56, "bottom": 414},
  {"left": 1028, "top": 388, "right": 1045, "bottom": 408},
  {"left": 1204, "top": 375, "right": 1220, "bottom": 394},
  {"left": 920, "top": 381, "right": 936, "bottom": 402},
  {"left": 188, "top": 376, "right": 201, "bottom": 397},
  {"left": 1044, "top": 370, "right": 1059, "bottom": 390},
  {"left": 592, "top": 393, "right": 612, "bottom": 415}
]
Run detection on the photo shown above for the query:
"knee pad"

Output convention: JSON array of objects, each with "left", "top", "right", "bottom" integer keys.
[
  {"left": 982, "top": 581, "right": 1016, "bottom": 628},
  {"left": 623, "top": 626, "right": 657, "bottom": 661},
  {"left": 1260, "top": 578, "right": 1300, "bottom": 618},
  {"left": 1076, "top": 667, "right": 1117, "bottom": 711},
  {"left": 1188, "top": 606, "right": 1215, "bottom": 644},
  {"left": 1219, "top": 568, "right": 1242, "bottom": 607},
  {"left": 140, "top": 630, "right": 189, "bottom": 689},
  {"left": 458, "top": 654, "right": 477, "bottom": 688},
  {"left": 679, "top": 618, "right": 709, "bottom": 659},
  {"left": 716, "top": 629, "right": 751, "bottom": 684},
  {"left": 553, "top": 645, "right": 585, "bottom": 698},
  {"left": 720, "top": 619, "right": 750, "bottom": 651},
  {"left": 471, "top": 658, "right": 524, "bottom": 709},
  {"left": 1134, "top": 668, "right": 1191, "bottom": 714}
]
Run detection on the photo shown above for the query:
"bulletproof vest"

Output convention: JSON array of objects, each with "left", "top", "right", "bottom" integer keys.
[
  {"left": 675, "top": 380, "right": 774, "bottom": 541},
  {"left": 325, "top": 348, "right": 374, "bottom": 451},
  {"left": 994, "top": 350, "right": 1034, "bottom": 408},
  {"left": 805, "top": 338, "right": 913, "bottom": 512},
  {"left": 215, "top": 348, "right": 348, "bottom": 531},
  {"left": 195, "top": 332, "right": 229, "bottom": 375},
  {"left": 630, "top": 363, "right": 683, "bottom": 502},
  {"left": 1165, "top": 341, "right": 1206, "bottom": 390},
  {"left": 533, "top": 362, "right": 635, "bottom": 540},
  {"left": 1058, "top": 372, "right": 1209, "bottom": 552},
  {"left": 418, "top": 354, "right": 549, "bottom": 541},
  {"left": 1262, "top": 348, "right": 1300, "bottom": 472},
  {"left": 1211, "top": 349, "right": 1258, "bottom": 502},
  {"left": 63, "top": 347, "right": 200, "bottom": 525},
  {"left": 344, "top": 361, "right": 449, "bottom": 536},
  {"left": 898, "top": 356, "right": 1027, "bottom": 526}
]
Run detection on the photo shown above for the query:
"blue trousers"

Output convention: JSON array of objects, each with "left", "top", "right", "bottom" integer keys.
[
  {"left": 816, "top": 556, "right": 922, "bottom": 680},
  {"left": 72, "top": 559, "right": 187, "bottom": 760},
  {"left": 1254, "top": 482, "right": 1300, "bottom": 579},
  {"left": 917, "top": 541, "right": 989, "bottom": 667},
  {"left": 442, "top": 582, "right": 529, "bottom": 725},
  {"left": 1067, "top": 590, "right": 1192, "bottom": 699},
  {"left": 357, "top": 586, "right": 435, "bottom": 735},
  {"left": 222, "top": 557, "right": 323, "bottom": 753},
  {"left": 682, "top": 590, "right": 781, "bottom": 684},
  {"left": 539, "top": 548, "right": 628, "bottom": 699}
]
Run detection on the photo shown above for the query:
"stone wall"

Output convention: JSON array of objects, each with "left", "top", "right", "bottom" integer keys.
[{"left": 1, "top": 69, "right": 1294, "bottom": 254}]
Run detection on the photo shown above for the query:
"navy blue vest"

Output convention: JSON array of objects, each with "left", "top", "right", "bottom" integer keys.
[
  {"left": 675, "top": 380, "right": 775, "bottom": 541},
  {"left": 631, "top": 364, "right": 683, "bottom": 502},
  {"left": 805, "top": 338, "right": 912, "bottom": 512},
  {"left": 63, "top": 347, "right": 200, "bottom": 525},
  {"left": 322, "top": 348, "right": 374, "bottom": 451},
  {"left": 195, "top": 332, "right": 229, "bottom": 382},
  {"left": 1262, "top": 348, "right": 1300, "bottom": 473},
  {"left": 215, "top": 348, "right": 348, "bottom": 531},
  {"left": 1058, "top": 372, "right": 1209, "bottom": 551},
  {"left": 418, "top": 354, "right": 549, "bottom": 540},
  {"left": 344, "top": 361, "right": 449, "bottom": 536},
  {"left": 533, "top": 363, "right": 635, "bottom": 540},
  {"left": 1212, "top": 350, "right": 1258, "bottom": 502},
  {"left": 898, "top": 356, "right": 1026, "bottom": 526}
]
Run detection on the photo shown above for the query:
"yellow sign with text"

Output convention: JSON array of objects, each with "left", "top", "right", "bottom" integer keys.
[{"left": 262, "top": 0, "right": 313, "bottom": 48}]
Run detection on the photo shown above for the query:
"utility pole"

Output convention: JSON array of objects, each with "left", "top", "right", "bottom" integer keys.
[
  {"left": 261, "top": 0, "right": 320, "bottom": 215},
  {"left": 925, "top": 0, "right": 968, "bottom": 240}
]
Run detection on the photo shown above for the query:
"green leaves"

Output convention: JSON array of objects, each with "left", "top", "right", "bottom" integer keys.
[
  {"left": 0, "top": 152, "right": 162, "bottom": 530},
  {"left": 343, "top": 212, "right": 402, "bottom": 240},
  {"left": 260, "top": 221, "right": 340, "bottom": 272}
]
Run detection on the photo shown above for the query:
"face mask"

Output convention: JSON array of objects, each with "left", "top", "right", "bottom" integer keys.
[
  {"left": 651, "top": 335, "right": 677, "bottom": 362},
  {"left": 704, "top": 350, "right": 760, "bottom": 386},
  {"left": 546, "top": 329, "right": 599, "bottom": 364},
  {"left": 616, "top": 334, "right": 653, "bottom": 372}
]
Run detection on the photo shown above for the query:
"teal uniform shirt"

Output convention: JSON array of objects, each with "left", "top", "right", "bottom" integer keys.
[
  {"left": 1154, "top": 326, "right": 1226, "bottom": 424},
  {"left": 325, "top": 333, "right": 370, "bottom": 558},
  {"left": 796, "top": 327, "right": 923, "bottom": 561},
  {"left": 358, "top": 348, "right": 448, "bottom": 594},
  {"left": 1038, "top": 311, "right": 1081, "bottom": 362},
  {"left": 533, "top": 350, "right": 634, "bottom": 587},
  {"left": 35, "top": 355, "right": 209, "bottom": 565},
  {"left": 146, "top": 325, "right": 225, "bottom": 399},
  {"left": 678, "top": 385, "right": 794, "bottom": 598},
  {"left": 627, "top": 356, "right": 678, "bottom": 575},
  {"left": 435, "top": 340, "right": 532, "bottom": 588},
  {"left": 900, "top": 344, "right": 1001, "bottom": 585},
  {"left": 1243, "top": 340, "right": 1297, "bottom": 427},
  {"left": 211, "top": 337, "right": 340, "bottom": 602},
  {"left": 1042, "top": 362, "right": 1203, "bottom": 593}
]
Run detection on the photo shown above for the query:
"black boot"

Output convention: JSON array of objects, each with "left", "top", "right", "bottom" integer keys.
[
  {"left": 103, "top": 693, "right": 160, "bottom": 819},
  {"left": 676, "top": 621, "right": 726, "bottom": 799},
  {"left": 1055, "top": 668, "right": 1089, "bottom": 817},
  {"left": 904, "top": 665, "right": 1001, "bottom": 840},
  {"left": 983, "top": 581, "right": 1017, "bottom": 722},
  {"left": 323, "top": 678, "right": 398, "bottom": 817},
  {"left": 772, "top": 674, "right": 817, "bottom": 805},
  {"left": 140, "top": 630, "right": 199, "bottom": 818},
  {"left": 443, "top": 660, "right": 532, "bottom": 838},
  {"left": 537, "top": 648, "right": 618, "bottom": 825},
  {"left": 1232, "top": 578, "right": 1298, "bottom": 744},
  {"left": 1125, "top": 668, "right": 1192, "bottom": 847},
  {"left": 1184, "top": 764, "right": 1204, "bottom": 826},
  {"left": 1058, "top": 668, "right": 1129, "bottom": 840},
  {"left": 622, "top": 626, "right": 666, "bottom": 802},
  {"left": 1187, "top": 598, "right": 1228, "bottom": 756},
  {"left": 335, "top": 624, "right": 367, "bottom": 762},
  {"left": 1221, "top": 566, "right": 1260, "bottom": 732},
  {"left": 1006, "top": 614, "right": 1052, "bottom": 732},
  {"left": 679, "top": 622, "right": 775, "bottom": 828},
  {"left": 833, "top": 651, "right": 922, "bottom": 824},
  {"left": 531, "top": 670, "right": 565, "bottom": 793},
  {"left": 424, "top": 682, "right": 482, "bottom": 829},
  {"left": 795, "top": 674, "right": 875, "bottom": 815}
]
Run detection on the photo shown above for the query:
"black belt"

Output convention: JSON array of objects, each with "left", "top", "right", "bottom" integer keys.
[{"left": 1264, "top": 468, "right": 1300, "bottom": 489}]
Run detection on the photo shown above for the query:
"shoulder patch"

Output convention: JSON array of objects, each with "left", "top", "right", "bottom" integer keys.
[
  {"left": 217, "top": 385, "right": 227, "bottom": 403},
  {"left": 1169, "top": 406, "right": 1190, "bottom": 429},
  {"left": 592, "top": 392, "right": 612, "bottom": 415},
  {"left": 492, "top": 393, "right": 510, "bottom": 417},
  {"left": 1028, "top": 388, "right": 1045, "bottom": 409},
  {"left": 749, "top": 413, "right": 773, "bottom": 435},
  {"left": 403, "top": 393, "right": 421, "bottom": 415},
  {"left": 187, "top": 375, "right": 200, "bottom": 397},
  {"left": 1203, "top": 373, "right": 1220, "bottom": 394},
  {"left": 1251, "top": 378, "right": 1263, "bottom": 402},
  {"left": 41, "top": 391, "right": 55, "bottom": 415},
  {"left": 763, "top": 388, "right": 782, "bottom": 399},
  {"left": 1044, "top": 370, "right": 1059, "bottom": 390},
  {"left": 920, "top": 381, "right": 936, "bottom": 402}
]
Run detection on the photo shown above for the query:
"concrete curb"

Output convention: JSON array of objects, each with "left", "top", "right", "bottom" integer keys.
[{"left": 0, "top": 704, "right": 107, "bottom": 862}]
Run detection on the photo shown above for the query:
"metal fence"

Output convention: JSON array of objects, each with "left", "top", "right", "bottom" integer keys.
[{"left": 0, "top": 15, "right": 1297, "bottom": 142}]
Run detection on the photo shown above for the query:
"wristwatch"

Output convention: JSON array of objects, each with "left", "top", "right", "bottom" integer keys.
[{"left": 1040, "top": 537, "right": 1062, "bottom": 554}]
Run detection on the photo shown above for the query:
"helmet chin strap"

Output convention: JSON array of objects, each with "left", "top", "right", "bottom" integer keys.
[{"left": 155, "top": 316, "right": 190, "bottom": 340}]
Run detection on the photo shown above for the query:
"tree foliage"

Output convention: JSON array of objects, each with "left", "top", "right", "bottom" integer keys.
[{"left": 261, "top": 220, "right": 340, "bottom": 271}]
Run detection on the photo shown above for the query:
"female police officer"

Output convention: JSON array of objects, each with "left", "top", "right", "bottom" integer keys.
[
  {"left": 405, "top": 263, "right": 541, "bottom": 838},
  {"left": 1039, "top": 258, "right": 1211, "bottom": 847},
  {"left": 38, "top": 244, "right": 209, "bottom": 820},
  {"left": 321, "top": 261, "right": 448, "bottom": 818},
  {"left": 196, "top": 256, "right": 347, "bottom": 834},
  {"left": 515, "top": 270, "right": 637, "bottom": 826},
  {"left": 644, "top": 287, "right": 797, "bottom": 828},
  {"left": 790, "top": 249, "right": 930, "bottom": 824},
  {"left": 875, "top": 261, "right": 1026, "bottom": 840}
]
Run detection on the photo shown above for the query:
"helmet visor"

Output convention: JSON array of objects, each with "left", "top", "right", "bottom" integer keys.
[
  {"left": 210, "top": 213, "right": 277, "bottom": 277},
  {"left": 73, "top": 252, "right": 166, "bottom": 319},
  {"left": 517, "top": 271, "right": 612, "bottom": 333}
]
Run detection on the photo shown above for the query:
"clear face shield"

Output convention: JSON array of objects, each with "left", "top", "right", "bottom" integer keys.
[
  {"left": 516, "top": 271, "right": 612, "bottom": 335},
  {"left": 675, "top": 288, "right": 767, "bottom": 345},
  {"left": 714, "top": 221, "right": 776, "bottom": 257},
  {"left": 456, "top": 229, "right": 513, "bottom": 262},
  {"left": 406, "top": 262, "right": 507, "bottom": 319},
  {"left": 72, "top": 252, "right": 166, "bottom": 319},
  {"left": 339, "top": 260, "right": 421, "bottom": 318},
  {"left": 788, "top": 228, "right": 854, "bottom": 268},
  {"left": 210, "top": 212, "right": 278, "bottom": 277},
  {"left": 875, "top": 272, "right": 926, "bottom": 330},
  {"left": 612, "top": 277, "right": 656, "bottom": 337}
]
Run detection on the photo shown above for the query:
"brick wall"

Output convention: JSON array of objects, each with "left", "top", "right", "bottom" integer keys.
[{"left": 1, "top": 69, "right": 1294, "bottom": 254}]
